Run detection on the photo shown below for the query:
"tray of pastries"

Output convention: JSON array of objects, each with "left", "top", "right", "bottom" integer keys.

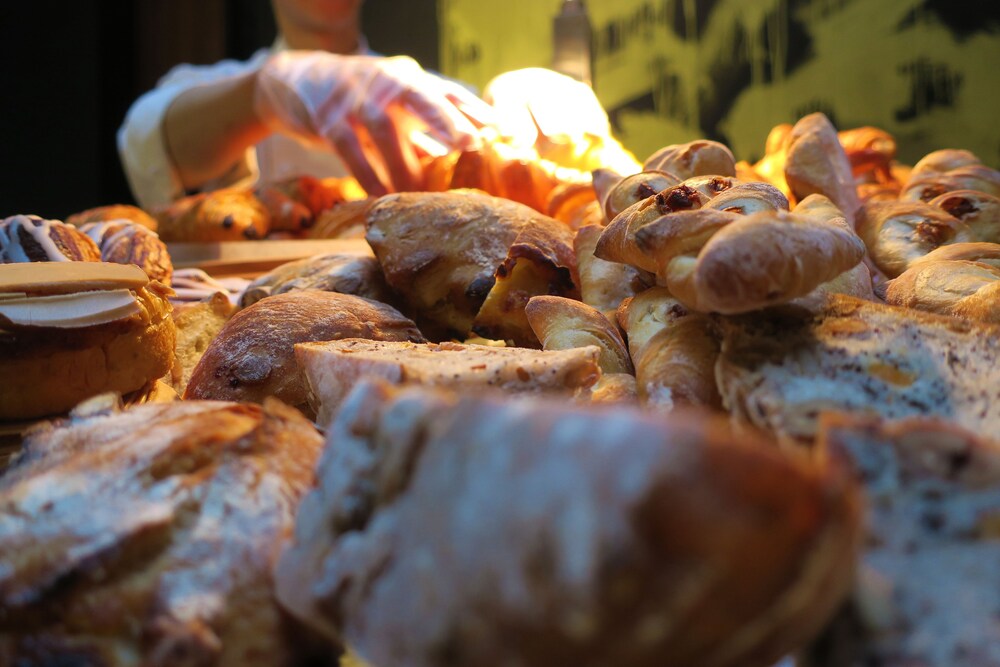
[{"left": 0, "top": 113, "right": 998, "bottom": 667}]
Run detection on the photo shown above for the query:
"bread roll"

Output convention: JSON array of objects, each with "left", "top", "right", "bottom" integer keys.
[
  {"left": 0, "top": 398, "right": 330, "bottom": 666},
  {"left": 908, "top": 148, "right": 981, "bottom": 180},
  {"left": 643, "top": 139, "right": 737, "bottom": 179},
  {"left": 882, "top": 259, "right": 1000, "bottom": 323},
  {"left": 238, "top": 252, "right": 393, "bottom": 309},
  {"left": 618, "top": 287, "right": 720, "bottom": 409},
  {"left": 573, "top": 224, "right": 648, "bottom": 320},
  {"left": 784, "top": 113, "right": 861, "bottom": 226},
  {"left": 929, "top": 189, "right": 1000, "bottom": 242},
  {"left": 276, "top": 379, "right": 860, "bottom": 667},
  {"left": 185, "top": 290, "right": 425, "bottom": 414},
  {"left": 0, "top": 262, "right": 175, "bottom": 420}
]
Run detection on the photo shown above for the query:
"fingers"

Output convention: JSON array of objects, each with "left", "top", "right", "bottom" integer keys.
[
  {"left": 400, "top": 85, "right": 483, "bottom": 151},
  {"left": 359, "top": 98, "right": 424, "bottom": 192},
  {"left": 332, "top": 123, "right": 389, "bottom": 197}
]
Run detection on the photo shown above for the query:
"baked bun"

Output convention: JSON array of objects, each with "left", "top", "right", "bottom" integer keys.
[
  {"left": 65, "top": 203, "right": 159, "bottom": 232},
  {"left": 238, "top": 252, "right": 393, "bottom": 309},
  {"left": 602, "top": 170, "right": 681, "bottom": 221},
  {"left": 882, "top": 259, "right": 1000, "bottom": 323},
  {"left": 0, "top": 398, "right": 330, "bottom": 665},
  {"left": 0, "top": 214, "right": 100, "bottom": 262},
  {"left": 928, "top": 189, "right": 1000, "bottom": 242},
  {"left": 642, "top": 139, "right": 737, "bottom": 178},
  {"left": 0, "top": 262, "right": 175, "bottom": 420},
  {"left": 185, "top": 290, "right": 425, "bottom": 414},
  {"left": 784, "top": 113, "right": 861, "bottom": 225},
  {"left": 79, "top": 220, "right": 173, "bottom": 284},
  {"left": 857, "top": 200, "right": 974, "bottom": 277},
  {"left": 155, "top": 189, "right": 270, "bottom": 242}
]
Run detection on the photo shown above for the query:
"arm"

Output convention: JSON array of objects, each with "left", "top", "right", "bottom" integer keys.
[{"left": 163, "top": 68, "right": 272, "bottom": 192}]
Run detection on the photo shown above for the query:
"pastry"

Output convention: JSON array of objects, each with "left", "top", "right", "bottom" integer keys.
[
  {"left": 79, "top": 220, "right": 173, "bottom": 284},
  {"left": 65, "top": 203, "right": 159, "bottom": 232},
  {"left": 602, "top": 170, "right": 681, "bottom": 222},
  {"left": 524, "top": 295, "right": 632, "bottom": 374},
  {"left": 928, "top": 189, "right": 1000, "bottom": 242},
  {"left": 784, "top": 113, "right": 861, "bottom": 226},
  {"left": 238, "top": 253, "right": 393, "bottom": 309},
  {"left": 856, "top": 200, "right": 974, "bottom": 277},
  {"left": 573, "top": 224, "right": 649, "bottom": 321},
  {"left": 881, "top": 259, "right": 1000, "bottom": 323},
  {"left": 0, "top": 262, "right": 175, "bottom": 420},
  {"left": 276, "top": 379, "right": 861, "bottom": 667},
  {"left": 642, "top": 139, "right": 737, "bottom": 179},
  {"left": 0, "top": 214, "right": 100, "bottom": 262},
  {"left": 185, "top": 290, "right": 424, "bottom": 415},
  {"left": 155, "top": 189, "right": 270, "bottom": 242}
]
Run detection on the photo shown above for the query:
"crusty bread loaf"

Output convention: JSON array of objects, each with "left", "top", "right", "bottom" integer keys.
[
  {"left": 296, "top": 338, "right": 602, "bottom": 429},
  {"left": 0, "top": 398, "right": 331, "bottom": 666},
  {"left": 618, "top": 287, "right": 721, "bottom": 409},
  {"left": 809, "top": 413, "right": 1000, "bottom": 666},
  {"left": 276, "top": 379, "right": 860, "bottom": 667},
  {"left": 166, "top": 291, "right": 236, "bottom": 395},
  {"left": 715, "top": 295, "right": 1000, "bottom": 445},
  {"left": 185, "top": 291, "right": 425, "bottom": 414}
]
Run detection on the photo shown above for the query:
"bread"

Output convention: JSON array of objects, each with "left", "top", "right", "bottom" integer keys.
[
  {"left": 544, "top": 181, "right": 598, "bottom": 227},
  {"left": 809, "top": 413, "right": 1000, "bottom": 666},
  {"left": 618, "top": 287, "right": 721, "bottom": 409},
  {"left": 714, "top": 295, "right": 1000, "bottom": 445},
  {"left": 238, "top": 252, "right": 393, "bottom": 309},
  {"left": 276, "top": 379, "right": 860, "bottom": 667},
  {"left": 664, "top": 196, "right": 865, "bottom": 314},
  {"left": 882, "top": 259, "right": 1000, "bottom": 323},
  {"left": 295, "top": 338, "right": 601, "bottom": 428},
  {"left": 631, "top": 208, "right": 741, "bottom": 284},
  {"left": 784, "top": 113, "right": 861, "bottom": 226},
  {"left": 788, "top": 260, "right": 876, "bottom": 313},
  {"left": 928, "top": 189, "right": 1000, "bottom": 242},
  {"left": 573, "top": 224, "right": 649, "bottom": 320},
  {"left": 856, "top": 200, "right": 974, "bottom": 277},
  {"left": 0, "top": 262, "right": 176, "bottom": 420},
  {"left": 79, "top": 220, "right": 173, "bottom": 284},
  {"left": 750, "top": 123, "right": 793, "bottom": 199},
  {"left": 910, "top": 241, "right": 1000, "bottom": 268},
  {"left": 66, "top": 203, "right": 159, "bottom": 232},
  {"left": 255, "top": 174, "right": 363, "bottom": 233},
  {"left": 307, "top": 198, "right": 374, "bottom": 239},
  {"left": 0, "top": 398, "right": 331, "bottom": 666},
  {"left": 185, "top": 290, "right": 425, "bottom": 414},
  {"left": 365, "top": 191, "right": 577, "bottom": 343},
  {"left": 908, "top": 148, "right": 981, "bottom": 179},
  {"left": 0, "top": 214, "right": 100, "bottom": 262},
  {"left": 901, "top": 164, "right": 1000, "bottom": 203},
  {"left": 702, "top": 181, "right": 789, "bottom": 215},
  {"left": 602, "top": 170, "right": 681, "bottom": 221},
  {"left": 524, "top": 295, "right": 632, "bottom": 374},
  {"left": 837, "top": 126, "right": 896, "bottom": 183},
  {"left": 165, "top": 291, "right": 236, "bottom": 395},
  {"left": 642, "top": 139, "right": 737, "bottom": 179},
  {"left": 155, "top": 189, "right": 270, "bottom": 242}
]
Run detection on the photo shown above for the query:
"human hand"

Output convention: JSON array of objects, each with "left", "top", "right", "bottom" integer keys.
[{"left": 254, "top": 51, "right": 495, "bottom": 195}]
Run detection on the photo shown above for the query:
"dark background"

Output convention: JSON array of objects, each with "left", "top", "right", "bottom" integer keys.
[{"left": 0, "top": 0, "right": 439, "bottom": 220}]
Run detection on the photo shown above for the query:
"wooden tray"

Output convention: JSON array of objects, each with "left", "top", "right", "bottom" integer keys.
[{"left": 168, "top": 239, "right": 373, "bottom": 276}]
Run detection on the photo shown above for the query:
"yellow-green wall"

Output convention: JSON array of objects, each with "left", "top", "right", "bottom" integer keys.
[{"left": 439, "top": 0, "right": 1000, "bottom": 167}]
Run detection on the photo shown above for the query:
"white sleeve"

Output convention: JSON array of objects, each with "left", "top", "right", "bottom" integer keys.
[{"left": 117, "top": 53, "right": 269, "bottom": 209}]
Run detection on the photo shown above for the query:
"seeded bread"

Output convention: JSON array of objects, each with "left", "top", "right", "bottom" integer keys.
[{"left": 714, "top": 295, "right": 1000, "bottom": 445}]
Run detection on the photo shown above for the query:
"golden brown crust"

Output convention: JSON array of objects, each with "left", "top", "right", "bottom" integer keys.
[
  {"left": 642, "top": 139, "right": 737, "bottom": 179},
  {"left": 856, "top": 200, "right": 975, "bottom": 277},
  {"left": 185, "top": 290, "right": 425, "bottom": 414},
  {"left": 166, "top": 291, "right": 236, "bottom": 395},
  {"left": 667, "top": 198, "right": 865, "bottom": 314},
  {"left": 524, "top": 295, "right": 633, "bottom": 374},
  {"left": 909, "top": 148, "right": 981, "bottom": 179},
  {"left": 602, "top": 170, "right": 682, "bottom": 221},
  {"left": 619, "top": 287, "right": 721, "bottom": 409},
  {"left": 573, "top": 224, "right": 649, "bottom": 320},
  {"left": 79, "top": 220, "right": 173, "bottom": 285},
  {"left": 910, "top": 241, "right": 1000, "bottom": 269},
  {"left": 277, "top": 379, "right": 860, "bottom": 667},
  {"left": 306, "top": 197, "right": 374, "bottom": 239},
  {"left": 784, "top": 113, "right": 861, "bottom": 226},
  {"left": 929, "top": 189, "right": 1000, "bottom": 242},
  {"left": 837, "top": 126, "right": 897, "bottom": 183},
  {"left": 155, "top": 189, "right": 271, "bottom": 242},
  {"left": 238, "top": 252, "right": 393, "bottom": 309},
  {"left": 702, "top": 181, "right": 789, "bottom": 215},
  {"left": 0, "top": 215, "right": 101, "bottom": 263},
  {"left": 632, "top": 208, "right": 742, "bottom": 284},
  {"left": 0, "top": 283, "right": 176, "bottom": 420},
  {"left": 66, "top": 204, "right": 159, "bottom": 232},
  {"left": 0, "top": 398, "right": 329, "bottom": 666},
  {"left": 883, "top": 259, "right": 1000, "bottom": 323},
  {"left": 366, "top": 191, "right": 575, "bottom": 342}
]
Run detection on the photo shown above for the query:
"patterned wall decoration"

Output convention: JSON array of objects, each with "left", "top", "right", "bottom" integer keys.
[{"left": 439, "top": 0, "right": 1000, "bottom": 167}]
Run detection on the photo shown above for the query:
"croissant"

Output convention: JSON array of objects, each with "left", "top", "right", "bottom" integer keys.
[
  {"left": 525, "top": 295, "right": 632, "bottom": 374},
  {"left": 784, "top": 113, "right": 861, "bottom": 226},
  {"left": 856, "top": 200, "right": 975, "bottom": 277},
  {"left": 928, "top": 189, "right": 1000, "bottom": 242},
  {"left": 666, "top": 196, "right": 865, "bottom": 314},
  {"left": 643, "top": 139, "right": 737, "bottom": 179},
  {"left": 901, "top": 166, "right": 1000, "bottom": 203},
  {"left": 882, "top": 259, "right": 1000, "bottom": 323},
  {"left": 602, "top": 170, "right": 681, "bottom": 221},
  {"left": 632, "top": 208, "right": 742, "bottom": 285},
  {"left": 573, "top": 224, "right": 648, "bottom": 321},
  {"left": 618, "top": 287, "right": 721, "bottom": 409},
  {"left": 908, "top": 148, "right": 981, "bottom": 180},
  {"left": 837, "top": 126, "right": 897, "bottom": 184},
  {"left": 703, "top": 181, "right": 789, "bottom": 215}
]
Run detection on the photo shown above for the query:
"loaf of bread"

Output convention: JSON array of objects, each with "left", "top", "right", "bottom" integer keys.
[
  {"left": 276, "top": 379, "right": 861, "bottom": 667},
  {"left": 715, "top": 295, "right": 1000, "bottom": 445},
  {"left": 185, "top": 290, "right": 425, "bottom": 415},
  {"left": 238, "top": 252, "right": 393, "bottom": 309},
  {"left": 810, "top": 413, "right": 1000, "bottom": 667},
  {"left": 295, "top": 338, "right": 601, "bottom": 428},
  {"left": 165, "top": 291, "right": 236, "bottom": 395},
  {"left": 0, "top": 398, "right": 331, "bottom": 666}
]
